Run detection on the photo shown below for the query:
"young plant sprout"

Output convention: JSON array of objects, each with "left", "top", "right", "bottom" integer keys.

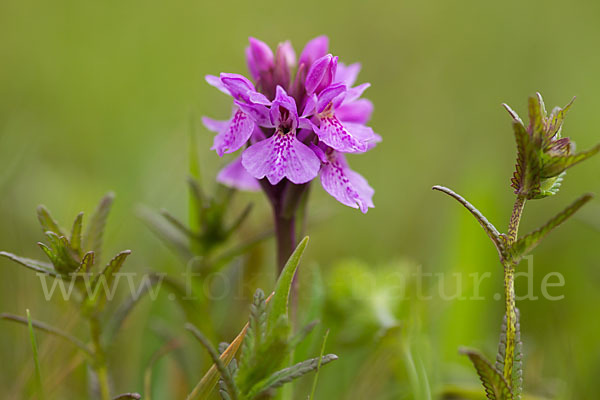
[
  {"left": 203, "top": 36, "right": 379, "bottom": 270},
  {"left": 0, "top": 194, "right": 141, "bottom": 400},
  {"left": 433, "top": 93, "right": 600, "bottom": 399}
]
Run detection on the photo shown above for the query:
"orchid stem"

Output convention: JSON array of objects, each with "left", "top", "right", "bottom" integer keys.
[
  {"left": 274, "top": 210, "right": 296, "bottom": 274},
  {"left": 502, "top": 195, "right": 526, "bottom": 382}
]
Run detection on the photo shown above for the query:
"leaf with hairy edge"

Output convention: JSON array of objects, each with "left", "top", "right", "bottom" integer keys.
[
  {"left": 432, "top": 186, "right": 505, "bottom": 259},
  {"left": 185, "top": 324, "right": 238, "bottom": 400},
  {"left": 527, "top": 93, "right": 546, "bottom": 139},
  {"left": 547, "top": 98, "right": 574, "bottom": 138},
  {"left": 37, "top": 205, "right": 66, "bottom": 236},
  {"left": 460, "top": 348, "right": 513, "bottom": 400},
  {"left": 541, "top": 143, "right": 600, "bottom": 178},
  {"left": 246, "top": 354, "right": 338, "bottom": 399},
  {"left": 94, "top": 250, "right": 131, "bottom": 289},
  {"left": 267, "top": 237, "right": 309, "bottom": 331},
  {"left": 510, "top": 119, "right": 541, "bottom": 199},
  {"left": 83, "top": 192, "right": 114, "bottom": 262},
  {"left": 495, "top": 315, "right": 508, "bottom": 374},
  {"left": 0, "top": 251, "right": 57, "bottom": 276},
  {"left": 186, "top": 292, "right": 273, "bottom": 400},
  {"left": 513, "top": 310, "right": 523, "bottom": 400},
  {"left": 112, "top": 394, "right": 141, "bottom": 400},
  {"left": 70, "top": 212, "right": 84, "bottom": 255},
  {"left": 80, "top": 251, "right": 95, "bottom": 274},
  {"left": 511, "top": 194, "right": 593, "bottom": 260}
]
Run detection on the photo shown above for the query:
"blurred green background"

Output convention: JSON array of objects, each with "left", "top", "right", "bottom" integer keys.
[{"left": 1, "top": 0, "right": 600, "bottom": 398}]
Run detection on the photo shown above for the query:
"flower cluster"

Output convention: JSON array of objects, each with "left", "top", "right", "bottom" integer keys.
[{"left": 203, "top": 36, "right": 380, "bottom": 213}]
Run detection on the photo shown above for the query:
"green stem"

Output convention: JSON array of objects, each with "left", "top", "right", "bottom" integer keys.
[
  {"left": 90, "top": 316, "right": 111, "bottom": 400},
  {"left": 502, "top": 195, "right": 526, "bottom": 382}
]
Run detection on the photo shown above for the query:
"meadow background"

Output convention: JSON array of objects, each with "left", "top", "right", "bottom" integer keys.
[{"left": 1, "top": 0, "right": 600, "bottom": 398}]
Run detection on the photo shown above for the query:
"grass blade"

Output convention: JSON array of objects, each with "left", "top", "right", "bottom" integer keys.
[
  {"left": 27, "top": 309, "right": 45, "bottom": 400},
  {"left": 308, "top": 329, "right": 330, "bottom": 400}
]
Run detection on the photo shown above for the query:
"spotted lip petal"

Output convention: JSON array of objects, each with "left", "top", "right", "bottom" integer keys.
[
  {"left": 320, "top": 152, "right": 374, "bottom": 213},
  {"left": 206, "top": 108, "right": 256, "bottom": 157},
  {"left": 217, "top": 156, "right": 260, "bottom": 191},
  {"left": 242, "top": 131, "right": 321, "bottom": 185},
  {"left": 313, "top": 116, "right": 370, "bottom": 153}
]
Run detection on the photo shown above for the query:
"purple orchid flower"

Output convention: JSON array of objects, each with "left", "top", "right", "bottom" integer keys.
[
  {"left": 202, "top": 73, "right": 270, "bottom": 157},
  {"left": 242, "top": 86, "right": 320, "bottom": 185},
  {"left": 302, "top": 56, "right": 379, "bottom": 153},
  {"left": 203, "top": 36, "right": 379, "bottom": 214},
  {"left": 217, "top": 156, "right": 260, "bottom": 191},
  {"left": 311, "top": 144, "right": 374, "bottom": 213}
]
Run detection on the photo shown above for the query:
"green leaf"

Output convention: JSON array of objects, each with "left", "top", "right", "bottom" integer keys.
[
  {"left": 510, "top": 120, "right": 541, "bottom": 199},
  {"left": 80, "top": 251, "right": 95, "bottom": 274},
  {"left": 185, "top": 323, "right": 238, "bottom": 400},
  {"left": 460, "top": 348, "right": 513, "bottom": 400},
  {"left": 0, "top": 251, "right": 57, "bottom": 276},
  {"left": 94, "top": 250, "right": 131, "bottom": 290},
  {"left": 511, "top": 194, "right": 593, "bottom": 260},
  {"left": 246, "top": 354, "right": 337, "bottom": 399},
  {"left": 308, "top": 330, "right": 330, "bottom": 400},
  {"left": 144, "top": 338, "right": 182, "bottom": 400},
  {"left": 527, "top": 93, "right": 546, "bottom": 139},
  {"left": 160, "top": 209, "right": 197, "bottom": 240},
  {"left": 432, "top": 186, "right": 506, "bottom": 259},
  {"left": 37, "top": 205, "right": 66, "bottom": 236},
  {"left": 1, "top": 313, "right": 92, "bottom": 356},
  {"left": 70, "top": 212, "right": 84, "bottom": 255},
  {"left": 112, "top": 394, "right": 141, "bottom": 400},
  {"left": 27, "top": 309, "right": 45, "bottom": 400},
  {"left": 83, "top": 192, "right": 115, "bottom": 262},
  {"left": 223, "top": 203, "right": 253, "bottom": 239},
  {"left": 547, "top": 97, "right": 574, "bottom": 138},
  {"left": 267, "top": 236, "right": 310, "bottom": 331},
  {"left": 239, "top": 289, "right": 267, "bottom": 373},
  {"left": 138, "top": 206, "right": 193, "bottom": 261},
  {"left": 541, "top": 143, "right": 600, "bottom": 178},
  {"left": 513, "top": 310, "right": 523, "bottom": 400}
]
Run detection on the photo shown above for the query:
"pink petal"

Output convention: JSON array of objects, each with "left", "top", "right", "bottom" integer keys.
[
  {"left": 299, "top": 35, "right": 329, "bottom": 67},
  {"left": 217, "top": 156, "right": 260, "bottom": 191},
  {"left": 314, "top": 116, "right": 368, "bottom": 153},
  {"left": 334, "top": 62, "right": 361, "bottom": 87},
  {"left": 320, "top": 153, "right": 374, "bottom": 213},
  {"left": 335, "top": 99, "right": 374, "bottom": 124},
  {"left": 242, "top": 132, "right": 321, "bottom": 185},
  {"left": 210, "top": 108, "right": 256, "bottom": 157}
]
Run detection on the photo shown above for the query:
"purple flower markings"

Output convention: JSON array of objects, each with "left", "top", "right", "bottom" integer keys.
[{"left": 203, "top": 36, "right": 380, "bottom": 213}]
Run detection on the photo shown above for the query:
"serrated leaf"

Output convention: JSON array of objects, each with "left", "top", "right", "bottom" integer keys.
[
  {"left": 80, "top": 251, "right": 95, "bottom": 274},
  {"left": 432, "top": 186, "right": 505, "bottom": 259},
  {"left": 513, "top": 310, "right": 523, "bottom": 400},
  {"left": 511, "top": 194, "right": 593, "bottom": 260},
  {"left": 527, "top": 93, "right": 546, "bottom": 139},
  {"left": 267, "top": 236, "right": 309, "bottom": 331},
  {"left": 460, "top": 348, "right": 513, "bottom": 400},
  {"left": 70, "top": 212, "right": 84, "bottom": 255},
  {"left": 83, "top": 192, "right": 114, "bottom": 262},
  {"left": 541, "top": 143, "right": 600, "bottom": 178},
  {"left": 547, "top": 97, "right": 574, "bottom": 139},
  {"left": 535, "top": 172, "right": 565, "bottom": 199},
  {"left": 510, "top": 120, "right": 541, "bottom": 199},
  {"left": 37, "top": 205, "right": 65, "bottom": 236},
  {"left": 0, "top": 251, "right": 57, "bottom": 276},
  {"left": 94, "top": 250, "right": 131, "bottom": 289},
  {"left": 112, "top": 394, "right": 141, "bottom": 400},
  {"left": 246, "top": 354, "right": 337, "bottom": 399}
]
